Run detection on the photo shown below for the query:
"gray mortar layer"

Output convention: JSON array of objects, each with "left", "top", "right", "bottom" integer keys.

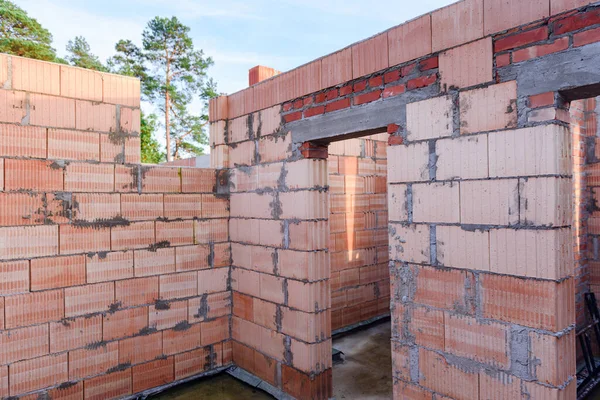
[
  {"left": 428, "top": 141, "right": 437, "bottom": 181},
  {"left": 285, "top": 85, "right": 438, "bottom": 143},
  {"left": 429, "top": 225, "right": 437, "bottom": 265}
]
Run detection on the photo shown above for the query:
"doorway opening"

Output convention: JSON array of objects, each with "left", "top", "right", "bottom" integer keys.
[{"left": 326, "top": 131, "right": 392, "bottom": 399}]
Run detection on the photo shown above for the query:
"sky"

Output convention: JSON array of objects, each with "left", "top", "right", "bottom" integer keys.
[{"left": 17, "top": 0, "right": 456, "bottom": 153}]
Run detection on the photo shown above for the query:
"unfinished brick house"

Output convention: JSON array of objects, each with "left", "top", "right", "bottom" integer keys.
[{"left": 4, "top": 0, "right": 600, "bottom": 399}]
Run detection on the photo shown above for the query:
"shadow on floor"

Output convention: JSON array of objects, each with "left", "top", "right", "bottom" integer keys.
[
  {"left": 151, "top": 319, "right": 393, "bottom": 399},
  {"left": 332, "top": 318, "right": 393, "bottom": 400}
]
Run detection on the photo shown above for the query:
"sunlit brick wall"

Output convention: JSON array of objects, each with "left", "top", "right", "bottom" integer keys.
[
  {"left": 328, "top": 134, "right": 390, "bottom": 331},
  {"left": 0, "top": 54, "right": 232, "bottom": 399}
]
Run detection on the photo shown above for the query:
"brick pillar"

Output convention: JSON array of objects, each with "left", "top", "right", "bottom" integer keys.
[
  {"left": 227, "top": 104, "right": 332, "bottom": 399},
  {"left": 249, "top": 66, "right": 281, "bottom": 86},
  {"left": 390, "top": 83, "right": 575, "bottom": 398}
]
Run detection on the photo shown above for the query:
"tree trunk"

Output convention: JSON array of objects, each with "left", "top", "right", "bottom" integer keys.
[{"left": 165, "top": 89, "right": 171, "bottom": 162}]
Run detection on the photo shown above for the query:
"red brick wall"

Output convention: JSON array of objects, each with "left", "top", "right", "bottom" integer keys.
[
  {"left": 0, "top": 55, "right": 232, "bottom": 399},
  {"left": 328, "top": 134, "right": 390, "bottom": 331}
]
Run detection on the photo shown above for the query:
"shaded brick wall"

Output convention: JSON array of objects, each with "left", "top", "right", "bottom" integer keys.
[
  {"left": 0, "top": 55, "right": 232, "bottom": 399},
  {"left": 328, "top": 134, "right": 389, "bottom": 331},
  {"left": 207, "top": 1, "right": 600, "bottom": 399}
]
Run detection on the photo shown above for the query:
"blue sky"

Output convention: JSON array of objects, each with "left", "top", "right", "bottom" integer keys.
[{"left": 19, "top": 0, "right": 455, "bottom": 95}]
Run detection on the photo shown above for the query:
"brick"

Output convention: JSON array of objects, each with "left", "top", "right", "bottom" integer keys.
[
  {"left": 258, "top": 133, "right": 292, "bottom": 163},
  {"left": 481, "top": 274, "right": 574, "bottom": 330},
  {"left": 389, "top": 223, "right": 430, "bottom": 263},
  {"left": 412, "top": 182, "right": 459, "bottom": 223},
  {"left": 413, "top": 265, "right": 470, "bottom": 310},
  {"left": 290, "top": 338, "right": 331, "bottom": 373},
  {"left": 231, "top": 243, "right": 275, "bottom": 274},
  {"left": 513, "top": 37, "right": 570, "bottom": 63},
  {"left": 388, "top": 14, "right": 432, "bottom": 66},
  {"left": 176, "top": 244, "right": 211, "bottom": 272},
  {"left": 445, "top": 312, "right": 509, "bottom": 367},
  {"left": 419, "top": 348, "right": 478, "bottom": 399},
  {"left": 0, "top": 324, "right": 49, "bottom": 365},
  {"left": 489, "top": 228, "right": 571, "bottom": 280},
  {"left": 436, "top": 135, "right": 488, "bottom": 180},
  {"left": 278, "top": 250, "right": 328, "bottom": 282},
  {"left": 87, "top": 251, "right": 134, "bottom": 283},
  {"left": 71, "top": 193, "right": 119, "bottom": 223},
  {"left": 230, "top": 192, "right": 274, "bottom": 219},
  {"left": 325, "top": 98, "right": 351, "bottom": 113},
  {"left": 437, "top": 225, "right": 490, "bottom": 271},
  {"left": 9, "top": 353, "right": 68, "bottom": 395},
  {"left": 281, "top": 364, "right": 332, "bottom": 400},
  {"left": 382, "top": 84, "right": 406, "bottom": 99},
  {"left": 132, "top": 358, "right": 174, "bottom": 393},
  {"left": 115, "top": 165, "right": 137, "bottom": 192},
  {"left": 160, "top": 272, "right": 197, "bottom": 300},
  {"left": 149, "top": 300, "right": 188, "bottom": 330},
  {"left": 134, "top": 247, "right": 176, "bottom": 277},
  {"left": 496, "top": 53, "right": 511, "bottom": 68},
  {"left": 195, "top": 218, "right": 229, "bottom": 244},
  {"left": 520, "top": 177, "right": 571, "bottom": 226},
  {"left": 280, "top": 190, "right": 328, "bottom": 220},
  {"left": 0, "top": 124, "right": 46, "bottom": 158},
  {"left": 285, "top": 158, "right": 328, "bottom": 189},
  {"left": 65, "top": 162, "right": 114, "bottom": 192},
  {"left": 202, "top": 194, "right": 228, "bottom": 218},
  {"left": 484, "top": 0, "right": 549, "bottom": 35},
  {"left": 115, "top": 276, "right": 158, "bottom": 307},
  {"left": 0, "top": 260, "right": 29, "bottom": 294},
  {"left": 121, "top": 194, "right": 163, "bottom": 221},
  {"left": 529, "top": 92, "right": 555, "bottom": 108},
  {"left": 29, "top": 93, "right": 76, "bottom": 128},
  {"left": 440, "top": 37, "right": 492, "bottom": 89},
  {"left": 5, "top": 159, "right": 63, "bottom": 191},
  {"left": 120, "top": 106, "right": 140, "bottom": 133},
  {"left": 174, "top": 346, "right": 213, "bottom": 379},
  {"left": 353, "top": 90, "right": 382, "bottom": 105},
  {"left": 75, "top": 100, "right": 116, "bottom": 132},
  {"left": 460, "top": 179, "right": 519, "bottom": 225},
  {"left": 103, "top": 73, "right": 140, "bottom": 107},
  {"left": 408, "top": 306, "right": 444, "bottom": 350},
  {"left": 321, "top": 48, "right": 352, "bottom": 88},
  {"left": 141, "top": 167, "right": 181, "bottom": 193},
  {"left": 190, "top": 292, "right": 231, "bottom": 322},
  {"left": 489, "top": 124, "right": 570, "bottom": 177},
  {"left": 198, "top": 267, "right": 229, "bottom": 294},
  {"left": 479, "top": 371, "right": 521, "bottom": 400},
  {"left": 103, "top": 307, "right": 148, "bottom": 341},
  {"left": 554, "top": 7, "right": 600, "bottom": 35},
  {"left": 228, "top": 140, "right": 254, "bottom": 166},
  {"left": 59, "top": 225, "right": 110, "bottom": 254},
  {"left": 31, "top": 254, "right": 86, "bottom": 291},
  {"left": 0, "top": 89, "right": 27, "bottom": 123},
  {"left": 407, "top": 74, "right": 436, "bottom": 90},
  {"left": 156, "top": 220, "right": 194, "bottom": 246},
  {"left": 281, "top": 307, "right": 329, "bottom": 343},
  {"left": 574, "top": 26, "right": 600, "bottom": 47},
  {"left": 289, "top": 220, "right": 328, "bottom": 251},
  {"left": 163, "top": 323, "right": 202, "bottom": 355},
  {"left": 460, "top": 81, "right": 517, "bottom": 134},
  {"left": 118, "top": 331, "right": 163, "bottom": 366},
  {"left": 495, "top": 26, "right": 548, "bottom": 52},
  {"left": 69, "top": 341, "right": 119, "bottom": 380},
  {"left": 60, "top": 64, "right": 102, "bottom": 101},
  {"left": 65, "top": 282, "right": 114, "bottom": 317},
  {"left": 287, "top": 279, "right": 329, "bottom": 312},
  {"left": 523, "top": 380, "right": 576, "bottom": 399},
  {"left": 294, "top": 61, "right": 322, "bottom": 98},
  {"left": 83, "top": 369, "right": 132, "bottom": 400},
  {"left": 5, "top": 289, "right": 63, "bottom": 328},
  {"left": 352, "top": 33, "right": 388, "bottom": 78},
  {"left": 48, "top": 128, "right": 99, "bottom": 161},
  {"left": 50, "top": 315, "right": 102, "bottom": 353},
  {"left": 387, "top": 142, "right": 429, "bottom": 183},
  {"left": 530, "top": 330, "right": 575, "bottom": 386},
  {"left": 163, "top": 194, "right": 202, "bottom": 219},
  {"left": 432, "top": 0, "right": 484, "bottom": 52},
  {"left": 11, "top": 56, "right": 60, "bottom": 95},
  {"left": 45, "top": 381, "right": 84, "bottom": 399}
]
